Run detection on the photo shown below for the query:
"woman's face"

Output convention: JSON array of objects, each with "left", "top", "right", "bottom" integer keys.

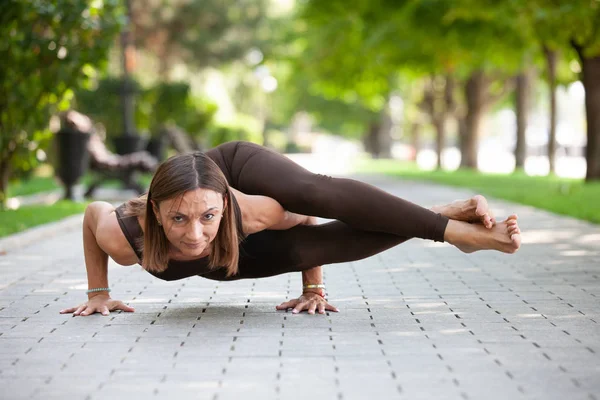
[{"left": 154, "top": 188, "right": 226, "bottom": 258}]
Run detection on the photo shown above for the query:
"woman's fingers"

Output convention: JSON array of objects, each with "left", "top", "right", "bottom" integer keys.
[
  {"left": 111, "top": 301, "right": 135, "bottom": 313},
  {"left": 79, "top": 306, "right": 94, "bottom": 316},
  {"left": 59, "top": 306, "right": 78, "bottom": 314},
  {"left": 277, "top": 297, "right": 339, "bottom": 315},
  {"left": 72, "top": 304, "right": 87, "bottom": 316},
  {"left": 276, "top": 300, "right": 298, "bottom": 310},
  {"left": 292, "top": 301, "right": 309, "bottom": 314},
  {"left": 100, "top": 306, "right": 110, "bottom": 316},
  {"left": 325, "top": 303, "right": 339, "bottom": 312}
]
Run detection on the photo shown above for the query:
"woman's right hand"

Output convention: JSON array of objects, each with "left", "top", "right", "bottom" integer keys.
[{"left": 59, "top": 294, "right": 135, "bottom": 317}]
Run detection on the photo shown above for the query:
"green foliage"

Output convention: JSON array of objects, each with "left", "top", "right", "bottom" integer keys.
[
  {"left": 148, "top": 82, "right": 191, "bottom": 130},
  {"left": 519, "top": 0, "right": 600, "bottom": 56},
  {"left": 147, "top": 82, "right": 218, "bottom": 139},
  {"left": 74, "top": 76, "right": 150, "bottom": 138},
  {"left": 75, "top": 79, "right": 217, "bottom": 141},
  {"left": 132, "top": 0, "right": 271, "bottom": 73},
  {"left": 296, "top": 0, "right": 396, "bottom": 110},
  {"left": 264, "top": 15, "right": 382, "bottom": 139},
  {"left": 208, "top": 114, "right": 263, "bottom": 147},
  {"left": 0, "top": 0, "right": 124, "bottom": 206}
]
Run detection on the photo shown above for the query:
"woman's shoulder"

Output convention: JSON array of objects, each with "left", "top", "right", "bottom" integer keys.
[{"left": 92, "top": 202, "right": 140, "bottom": 266}]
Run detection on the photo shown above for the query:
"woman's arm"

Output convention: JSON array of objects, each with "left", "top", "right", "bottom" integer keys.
[
  {"left": 275, "top": 216, "right": 339, "bottom": 314},
  {"left": 83, "top": 202, "right": 110, "bottom": 298},
  {"left": 60, "top": 202, "right": 135, "bottom": 316},
  {"left": 230, "top": 187, "right": 312, "bottom": 234}
]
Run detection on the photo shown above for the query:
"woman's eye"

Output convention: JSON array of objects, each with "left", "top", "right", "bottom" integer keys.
[
  {"left": 173, "top": 216, "right": 184, "bottom": 222},
  {"left": 205, "top": 214, "right": 215, "bottom": 220}
]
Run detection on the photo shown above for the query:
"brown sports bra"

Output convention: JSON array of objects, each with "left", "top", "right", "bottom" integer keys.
[{"left": 114, "top": 197, "right": 244, "bottom": 281}]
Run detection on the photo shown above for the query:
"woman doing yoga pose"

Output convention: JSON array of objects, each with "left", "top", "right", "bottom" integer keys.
[{"left": 60, "top": 141, "right": 521, "bottom": 316}]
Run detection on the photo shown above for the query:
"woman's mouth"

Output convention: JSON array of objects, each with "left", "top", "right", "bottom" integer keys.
[{"left": 182, "top": 242, "right": 203, "bottom": 249}]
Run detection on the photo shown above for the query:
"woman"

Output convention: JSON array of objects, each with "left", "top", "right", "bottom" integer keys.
[{"left": 60, "top": 141, "right": 521, "bottom": 317}]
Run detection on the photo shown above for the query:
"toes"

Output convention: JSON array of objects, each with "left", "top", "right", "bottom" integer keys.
[
  {"left": 484, "top": 214, "right": 493, "bottom": 229},
  {"left": 510, "top": 232, "right": 522, "bottom": 248},
  {"left": 473, "top": 195, "right": 488, "bottom": 216}
]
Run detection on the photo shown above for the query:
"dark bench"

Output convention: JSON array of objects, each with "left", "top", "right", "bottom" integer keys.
[
  {"left": 57, "top": 111, "right": 158, "bottom": 199},
  {"left": 84, "top": 133, "right": 158, "bottom": 197}
]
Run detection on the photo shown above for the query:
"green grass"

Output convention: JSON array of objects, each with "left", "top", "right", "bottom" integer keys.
[
  {"left": 2, "top": 170, "right": 153, "bottom": 238},
  {"left": 354, "top": 159, "right": 600, "bottom": 224},
  {"left": 8, "top": 172, "right": 153, "bottom": 198},
  {"left": 0, "top": 201, "right": 90, "bottom": 238},
  {"left": 7, "top": 176, "right": 60, "bottom": 197}
]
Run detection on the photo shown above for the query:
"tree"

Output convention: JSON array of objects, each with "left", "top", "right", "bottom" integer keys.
[
  {"left": 422, "top": 75, "right": 457, "bottom": 169},
  {"left": 295, "top": 1, "right": 410, "bottom": 157},
  {"left": 508, "top": 0, "right": 598, "bottom": 180},
  {"left": 130, "top": 0, "right": 270, "bottom": 79},
  {"left": 0, "top": 0, "right": 123, "bottom": 207},
  {"left": 298, "top": 0, "right": 524, "bottom": 166},
  {"left": 514, "top": 65, "right": 533, "bottom": 170}
]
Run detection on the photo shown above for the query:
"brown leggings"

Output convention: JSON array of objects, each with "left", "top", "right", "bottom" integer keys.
[
  {"left": 150, "top": 141, "right": 448, "bottom": 282},
  {"left": 133, "top": 141, "right": 449, "bottom": 281}
]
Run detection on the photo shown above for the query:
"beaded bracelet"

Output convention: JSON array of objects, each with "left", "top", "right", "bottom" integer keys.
[{"left": 86, "top": 288, "right": 111, "bottom": 294}]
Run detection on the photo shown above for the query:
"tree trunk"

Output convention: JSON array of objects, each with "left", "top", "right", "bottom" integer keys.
[
  {"left": 443, "top": 75, "right": 457, "bottom": 170},
  {"left": 460, "top": 71, "right": 488, "bottom": 169},
  {"left": 544, "top": 47, "right": 558, "bottom": 175},
  {"left": 364, "top": 121, "right": 382, "bottom": 158},
  {"left": 377, "top": 97, "right": 393, "bottom": 159},
  {"left": 0, "top": 158, "right": 10, "bottom": 209},
  {"left": 121, "top": 0, "right": 136, "bottom": 137},
  {"left": 445, "top": 75, "right": 457, "bottom": 115},
  {"left": 423, "top": 75, "right": 449, "bottom": 169},
  {"left": 409, "top": 122, "right": 421, "bottom": 162},
  {"left": 580, "top": 54, "right": 600, "bottom": 181},
  {"left": 458, "top": 116, "right": 468, "bottom": 163},
  {"left": 514, "top": 70, "right": 531, "bottom": 169},
  {"left": 434, "top": 119, "right": 445, "bottom": 169}
]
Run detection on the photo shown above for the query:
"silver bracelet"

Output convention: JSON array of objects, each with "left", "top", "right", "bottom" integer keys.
[{"left": 86, "top": 287, "right": 111, "bottom": 294}]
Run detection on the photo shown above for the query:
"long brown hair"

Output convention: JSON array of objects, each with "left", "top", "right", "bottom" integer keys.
[{"left": 124, "top": 152, "right": 242, "bottom": 277}]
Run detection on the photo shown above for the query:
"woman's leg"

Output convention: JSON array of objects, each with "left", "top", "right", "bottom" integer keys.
[
  {"left": 224, "top": 222, "right": 409, "bottom": 280},
  {"left": 205, "top": 141, "right": 448, "bottom": 242}
]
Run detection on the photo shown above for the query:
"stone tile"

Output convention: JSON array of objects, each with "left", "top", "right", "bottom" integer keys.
[{"left": 1, "top": 176, "right": 599, "bottom": 400}]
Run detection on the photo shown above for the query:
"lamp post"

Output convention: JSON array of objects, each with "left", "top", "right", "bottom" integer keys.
[{"left": 114, "top": 0, "right": 144, "bottom": 154}]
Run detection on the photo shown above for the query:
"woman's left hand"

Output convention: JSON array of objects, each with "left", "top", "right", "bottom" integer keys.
[{"left": 276, "top": 292, "right": 339, "bottom": 314}]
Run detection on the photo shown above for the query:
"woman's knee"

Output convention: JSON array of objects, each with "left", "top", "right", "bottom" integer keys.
[{"left": 292, "top": 175, "right": 338, "bottom": 215}]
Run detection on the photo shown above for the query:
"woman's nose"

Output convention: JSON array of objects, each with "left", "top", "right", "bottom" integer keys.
[{"left": 187, "top": 222, "right": 203, "bottom": 240}]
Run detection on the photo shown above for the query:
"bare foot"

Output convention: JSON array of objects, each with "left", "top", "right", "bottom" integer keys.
[
  {"left": 431, "top": 195, "right": 495, "bottom": 229},
  {"left": 444, "top": 214, "right": 521, "bottom": 254}
]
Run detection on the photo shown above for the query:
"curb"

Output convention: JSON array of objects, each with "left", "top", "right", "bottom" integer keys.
[{"left": 0, "top": 213, "right": 84, "bottom": 254}]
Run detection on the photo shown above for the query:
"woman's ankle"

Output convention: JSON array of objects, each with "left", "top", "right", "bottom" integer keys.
[{"left": 443, "top": 219, "right": 467, "bottom": 246}]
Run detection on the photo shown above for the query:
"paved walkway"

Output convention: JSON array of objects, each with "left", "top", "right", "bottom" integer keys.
[{"left": 1, "top": 176, "right": 599, "bottom": 400}]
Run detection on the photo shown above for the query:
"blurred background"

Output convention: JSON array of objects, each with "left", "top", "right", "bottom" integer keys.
[{"left": 1, "top": 0, "right": 599, "bottom": 236}]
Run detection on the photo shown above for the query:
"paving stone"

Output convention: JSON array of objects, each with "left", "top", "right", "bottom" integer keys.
[{"left": 2, "top": 176, "right": 600, "bottom": 400}]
